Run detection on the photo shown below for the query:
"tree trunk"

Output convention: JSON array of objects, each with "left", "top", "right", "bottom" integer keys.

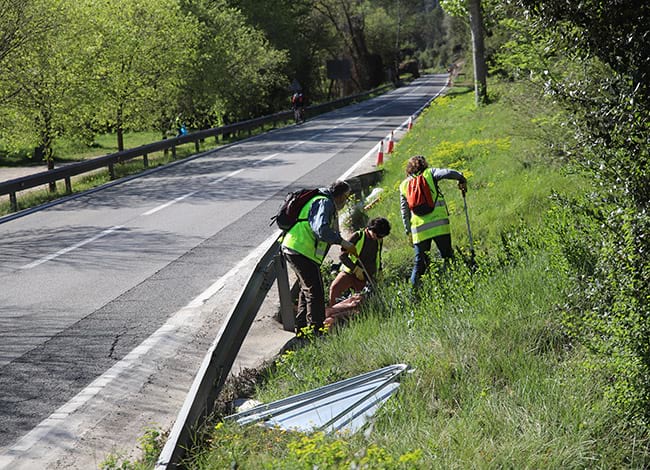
[
  {"left": 37, "top": 109, "right": 57, "bottom": 192},
  {"left": 117, "top": 105, "right": 124, "bottom": 152},
  {"left": 468, "top": 0, "right": 487, "bottom": 106}
]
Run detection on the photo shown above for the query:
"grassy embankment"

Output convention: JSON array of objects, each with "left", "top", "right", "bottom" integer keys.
[{"left": 175, "top": 82, "right": 649, "bottom": 469}]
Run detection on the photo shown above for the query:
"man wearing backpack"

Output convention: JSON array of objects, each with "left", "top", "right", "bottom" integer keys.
[
  {"left": 399, "top": 155, "right": 467, "bottom": 287},
  {"left": 281, "top": 180, "right": 358, "bottom": 337}
]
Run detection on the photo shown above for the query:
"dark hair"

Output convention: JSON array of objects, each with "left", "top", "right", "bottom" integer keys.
[
  {"left": 405, "top": 155, "right": 428, "bottom": 176},
  {"left": 367, "top": 217, "right": 391, "bottom": 237},
  {"left": 329, "top": 180, "right": 351, "bottom": 198}
]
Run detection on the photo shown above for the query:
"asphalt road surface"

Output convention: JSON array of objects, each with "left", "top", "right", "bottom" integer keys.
[{"left": 0, "top": 75, "right": 448, "bottom": 467}]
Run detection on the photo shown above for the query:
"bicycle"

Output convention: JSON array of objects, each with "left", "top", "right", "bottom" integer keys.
[{"left": 293, "top": 106, "right": 305, "bottom": 124}]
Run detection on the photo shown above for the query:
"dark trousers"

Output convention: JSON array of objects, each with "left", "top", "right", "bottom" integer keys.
[
  {"left": 410, "top": 234, "right": 453, "bottom": 286},
  {"left": 283, "top": 251, "right": 325, "bottom": 334}
]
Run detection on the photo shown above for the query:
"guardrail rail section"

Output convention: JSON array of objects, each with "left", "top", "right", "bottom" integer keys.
[
  {"left": 0, "top": 84, "right": 391, "bottom": 213},
  {"left": 156, "top": 238, "right": 284, "bottom": 469}
]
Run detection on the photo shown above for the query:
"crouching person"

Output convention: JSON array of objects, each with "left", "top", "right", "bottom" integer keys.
[{"left": 328, "top": 217, "right": 391, "bottom": 311}]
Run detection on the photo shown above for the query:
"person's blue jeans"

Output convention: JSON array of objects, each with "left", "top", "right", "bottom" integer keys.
[{"left": 410, "top": 234, "right": 453, "bottom": 286}]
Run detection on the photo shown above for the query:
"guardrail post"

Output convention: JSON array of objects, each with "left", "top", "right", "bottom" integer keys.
[
  {"left": 172, "top": 146, "right": 177, "bottom": 159},
  {"left": 194, "top": 140, "right": 200, "bottom": 153},
  {"left": 64, "top": 177, "right": 72, "bottom": 194},
  {"left": 275, "top": 253, "right": 295, "bottom": 332},
  {"left": 10, "top": 192, "right": 17, "bottom": 212},
  {"left": 143, "top": 154, "right": 149, "bottom": 168},
  {"left": 108, "top": 163, "right": 116, "bottom": 180}
]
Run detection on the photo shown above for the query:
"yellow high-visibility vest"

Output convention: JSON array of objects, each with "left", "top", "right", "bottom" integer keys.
[
  {"left": 399, "top": 169, "right": 450, "bottom": 244},
  {"left": 281, "top": 195, "right": 331, "bottom": 264},
  {"left": 341, "top": 230, "right": 382, "bottom": 275}
]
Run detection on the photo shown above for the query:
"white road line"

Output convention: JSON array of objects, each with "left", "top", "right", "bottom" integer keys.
[
  {"left": 288, "top": 141, "right": 305, "bottom": 149},
  {"left": 20, "top": 226, "right": 124, "bottom": 270},
  {"left": 210, "top": 168, "right": 244, "bottom": 184},
  {"left": 142, "top": 192, "right": 197, "bottom": 216},
  {"left": 260, "top": 152, "right": 279, "bottom": 162}
]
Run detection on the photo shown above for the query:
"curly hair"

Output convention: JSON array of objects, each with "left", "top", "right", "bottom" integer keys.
[{"left": 405, "top": 155, "right": 428, "bottom": 176}]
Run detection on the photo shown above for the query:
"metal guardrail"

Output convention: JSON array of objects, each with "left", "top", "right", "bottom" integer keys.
[
  {"left": 155, "top": 170, "right": 385, "bottom": 469},
  {"left": 0, "top": 84, "right": 392, "bottom": 213},
  {"left": 155, "top": 237, "right": 285, "bottom": 469}
]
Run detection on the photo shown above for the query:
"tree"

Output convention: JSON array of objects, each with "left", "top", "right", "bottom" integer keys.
[
  {"left": 226, "top": 0, "right": 327, "bottom": 106},
  {"left": 181, "top": 0, "right": 288, "bottom": 126},
  {"left": 0, "top": 0, "right": 54, "bottom": 101},
  {"left": 467, "top": 0, "right": 487, "bottom": 104},
  {"left": 82, "top": 0, "right": 199, "bottom": 151},
  {"left": 311, "top": 0, "right": 376, "bottom": 91},
  {"left": 440, "top": 0, "right": 488, "bottom": 104},
  {"left": 0, "top": 0, "right": 92, "bottom": 177}
]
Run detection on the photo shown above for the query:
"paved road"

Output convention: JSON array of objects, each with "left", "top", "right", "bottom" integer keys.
[{"left": 0, "top": 75, "right": 447, "bottom": 468}]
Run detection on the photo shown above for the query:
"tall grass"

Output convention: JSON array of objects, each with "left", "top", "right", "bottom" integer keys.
[{"left": 178, "top": 82, "right": 650, "bottom": 469}]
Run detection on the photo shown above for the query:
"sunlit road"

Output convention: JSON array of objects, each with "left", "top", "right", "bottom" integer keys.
[{"left": 0, "top": 75, "right": 447, "bottom": 453}]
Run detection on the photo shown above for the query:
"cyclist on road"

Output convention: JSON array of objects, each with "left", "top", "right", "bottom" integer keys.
[{"left": 291, "top": 91, "right": 306, "bottom": 124}]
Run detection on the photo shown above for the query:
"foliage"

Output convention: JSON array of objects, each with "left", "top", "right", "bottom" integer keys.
[
  {"left": 81, "top": 0, "right": 200, "bottom": 148},
  {"left": 180, "top": 0, "right": 288, "bottom": 126},
  {"left": 190, "top": 422, "right": 424, "bottom": 469},
  {"left": 0, "top": 0, "right": 92, "bottom": 161},
  {"left": 0, "top": 0, "right": 53, "bottom": 85},
  {"left": 504, "top": 0, "right": 650, "bottom": 424},
  {"left": 0, "top": 0, "right": 469, "bottom": 161},
  {"left": 228, "top": 0, "right": 329, "bottom": 105},
  {"left": 100, "top": 427, "right": 165, "bottom": 470}
]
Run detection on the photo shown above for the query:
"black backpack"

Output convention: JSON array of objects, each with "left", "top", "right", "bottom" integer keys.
[{"left": 271, "top": 188, "right": 322, "bottom": 231}]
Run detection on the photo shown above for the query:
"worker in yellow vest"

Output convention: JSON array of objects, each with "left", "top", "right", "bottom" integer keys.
[
  {"left": 399, "top": 155, "right": 467, "bottom": 286},
  {"left": 329, "top": 217, "right": 391, "bottom": 307},
  {"left": 282, "top": 180, "right": 358, "bottom": 337}
]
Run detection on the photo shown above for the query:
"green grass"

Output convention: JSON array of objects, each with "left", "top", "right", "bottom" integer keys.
[{"left": 176, "top": 81, "right": 650, "bottom": 469}]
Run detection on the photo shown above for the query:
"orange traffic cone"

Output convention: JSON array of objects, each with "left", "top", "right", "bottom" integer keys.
[
  {"left": 387, "top": 131, "right": 395, "bottom": 153},
  {"left": 407, "top": 117, "right": 413, "bottom": 130},
  {"left": 376, "top": 140, "right": 384, "bottom": 166}
]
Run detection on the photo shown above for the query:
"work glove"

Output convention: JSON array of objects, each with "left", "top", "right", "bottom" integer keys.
[
  {"left": 353, "top": 265, "right": 365, "bottom": 281},
  {"left": 341, "top": 239, "right": 359, "bottom": 257}
]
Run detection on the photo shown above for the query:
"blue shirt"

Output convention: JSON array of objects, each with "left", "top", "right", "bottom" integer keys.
[{"left": 308, "top": 188, "right": 343, "bottom": 245}]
